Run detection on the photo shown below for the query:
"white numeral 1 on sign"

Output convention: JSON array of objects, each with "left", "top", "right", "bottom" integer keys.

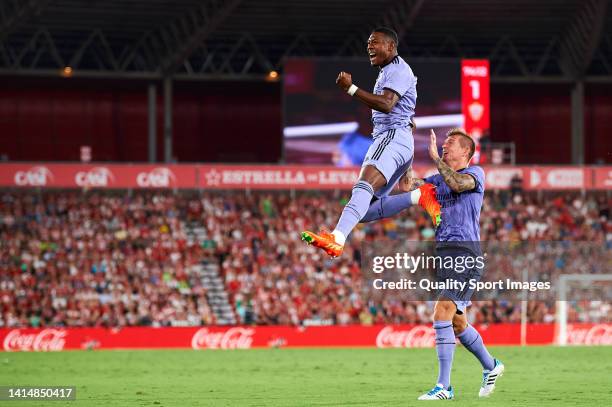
[{"left": 469, "top": 80, "right": 480, "bottom": 99}]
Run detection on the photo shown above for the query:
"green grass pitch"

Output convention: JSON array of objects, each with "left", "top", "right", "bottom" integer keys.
[{"left": 1, "top": 346, "right": 611, "bottom": 406}]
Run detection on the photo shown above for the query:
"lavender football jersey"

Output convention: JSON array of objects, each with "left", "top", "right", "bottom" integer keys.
[
  {"left": 424, "top": 166, "right": 485, "bottom": 242},
  {"left": 371, "top": 55, "right": 417, "bottom": 137}
]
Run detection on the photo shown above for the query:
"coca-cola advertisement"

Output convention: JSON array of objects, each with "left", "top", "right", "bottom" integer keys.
[
  {"left": 565, "top": 324, "right": 612, "bottom": 346},
  {"left": 2, "top": 329, "right": 67, "bottom": 352},
  {"left": 2, "top": 324, "right": 606, "bottom": 352},
  {"left": 191, "top": 327, "right": 256, "bottom": 350},
  {"left": 375, "top": 326, "right": 436, "bottom": 348}
]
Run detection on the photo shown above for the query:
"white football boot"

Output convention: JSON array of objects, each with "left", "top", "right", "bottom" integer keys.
[
  {"left": 479, "top": 358, "right": 505, "bottom": 397},
  {"left": 418, "top": 384, "right": 454, "bottom": 400}
]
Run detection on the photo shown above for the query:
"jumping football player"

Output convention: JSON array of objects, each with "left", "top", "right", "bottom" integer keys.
[
  {"left": 301, "top": 27, "right": 440, "bottom": 258},
  {"left": 410, "top": 128, "right": 504, "bottom": 400}
]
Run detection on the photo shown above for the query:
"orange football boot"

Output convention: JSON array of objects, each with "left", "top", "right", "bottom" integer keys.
[
  {"left": 300, "top": 229, "right": 343, "bottom": 258},
  {"left": 418, "top": 183, "right": 442, "bottom": 227}
]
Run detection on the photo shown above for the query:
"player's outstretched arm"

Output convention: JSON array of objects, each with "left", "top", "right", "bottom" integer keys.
[
  {"left": 336, "top": 71, "right": 399, "bottom": 113},
  {"left": 429, "top": 129, "right": 475, "bottom": 193}
]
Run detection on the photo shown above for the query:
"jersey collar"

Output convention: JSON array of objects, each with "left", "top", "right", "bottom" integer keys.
[{"left": 379, "top": 55, "right": 399, "bottom": 70}]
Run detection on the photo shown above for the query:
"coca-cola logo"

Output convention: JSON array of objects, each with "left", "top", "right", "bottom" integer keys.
[
  {"left": 14, "top": 166, "right": 53, "bottom": 186},
  {"left": 566, "top": 324, "right": 612, "bottom": 345},
  {"left": 136, "top": 167, "right": 176, "bottom": 187},
  {"left": 3, "top": 329, "right": 67, "bottom": 351},
  {"left": 376, "top": 326, "right": 436, "bottom": 348},
  {"left": 75, "top": 167, "right": 114, "bottom": 187},
  {"left": 191, "top": 327, "right": 255, "bottom": 350}
]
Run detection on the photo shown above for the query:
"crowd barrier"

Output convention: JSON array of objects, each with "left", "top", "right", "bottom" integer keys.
[{"left": 1, "top": 323, "right": 610, "bottom": 351}]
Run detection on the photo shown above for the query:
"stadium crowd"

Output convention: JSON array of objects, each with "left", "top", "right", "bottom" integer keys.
[{"left": 0, "top": 189, "right": 609, "bottom": 328}]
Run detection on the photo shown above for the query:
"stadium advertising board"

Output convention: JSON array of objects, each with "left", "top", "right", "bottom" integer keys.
[
  {"left": 1, "top": 324, "right": 610, "bottom": 351},
  {"left": 1, "top": 164, "right": 197, "bottom": 188},
  {"left": 0, "top": 164, "right": 610, "bottom": 190}
]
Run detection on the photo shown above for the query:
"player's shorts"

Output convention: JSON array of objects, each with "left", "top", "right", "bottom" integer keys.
[
  {"left": 362, "top": 126, "right": 414, "bottom": 198},
  {"left": 434, "top": 242, "right": 484, "bottom": 314}
]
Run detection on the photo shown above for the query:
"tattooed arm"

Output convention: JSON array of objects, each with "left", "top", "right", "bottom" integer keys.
[
  {"left": 434, "top": 157, "right": 475, "bottom": 193},
  {"left": 393, "top": 168, "right": 425, "bottom": 194},
  {"left": 428, "top": 129, "right": 476, "bottom": 193}
]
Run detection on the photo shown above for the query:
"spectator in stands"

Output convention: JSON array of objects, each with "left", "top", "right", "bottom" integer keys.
[{"left": 0, "top": 190, "right": 609, "bottom": 328}]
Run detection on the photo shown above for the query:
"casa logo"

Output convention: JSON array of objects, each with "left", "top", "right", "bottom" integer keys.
[
  {"left": 136, "top": 167, "right": 177, "bottom": 187},
  {"left": 14, "top": 166, "right": 53, "bottom": 186},
  {"left": 191, "top": 327, "right": 255, "bottom": 350},
  {"left": 75, "top": 167, "right": 114, "bottom": 187},
  {"left": 376, "top": 326, "right": 436, "bottom": 348},
  {"left": 3, "top": 329, "right": 67, "bottom": 351},
  {"left": 566, "top": 324, "right": 612, "bottom": 345}
]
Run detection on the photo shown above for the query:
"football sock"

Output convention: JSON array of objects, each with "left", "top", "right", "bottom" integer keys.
[
  {"left": 434, "top": 320, "right": 456, "bottom": 389},
  {"left": 331, "top": 230, "right": 346, "bottom": 246},
  {"left": 360, "top": 192, "right": 414, "bottom": 223},
  {"left": 457, "top": 325, "right": 495, "bottom": 371},
  {"left": 334, "top": 180, "right": 374, "bottom": 240}
]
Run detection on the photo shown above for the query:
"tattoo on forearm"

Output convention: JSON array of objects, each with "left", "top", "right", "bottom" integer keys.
[
  {"left": 402, "top": 176, "right": 425, "bottom": 191},
  {"left": 435, "top": 158, "right": 475, "bottom": 192},
  {"left": 411, "top": 178, "right": 425, "bottom": 190}
]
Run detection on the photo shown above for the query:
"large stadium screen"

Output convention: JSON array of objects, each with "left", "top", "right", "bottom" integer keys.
[{"left": 283, "top": 57, "right": 461, "bottom": 165}]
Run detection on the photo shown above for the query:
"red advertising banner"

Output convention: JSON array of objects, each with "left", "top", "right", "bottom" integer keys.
[
  {"left": 0, "top": 164, "right": 197, "bottom": 189},
  {"left": 483, "top": 166, "right": 524, "bottom": 190},
  {"left": 0, "top": 163, "right": 610, "bottom": 190},
  {"left": 199, "top": 165, "right": 360, "bottom": 190},
  {"left": 593, "top": 167, "right": 612, "bottom": 189},
  {"left": 524, "top": 166, "right": 590, "bottom": 190},
  {"left": 461, "top": 59, "right": 490, "bottom": 164},
  {"left": 565, "top": 323, "right": 612, "bottom": 345},
  {"left": 0, "top": 324, "right": 609, "bottom": 352}
]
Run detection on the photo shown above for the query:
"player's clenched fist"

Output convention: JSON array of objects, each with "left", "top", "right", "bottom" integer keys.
[{"left": 336, "top": 71, "right": 352, "bottom": 91}]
